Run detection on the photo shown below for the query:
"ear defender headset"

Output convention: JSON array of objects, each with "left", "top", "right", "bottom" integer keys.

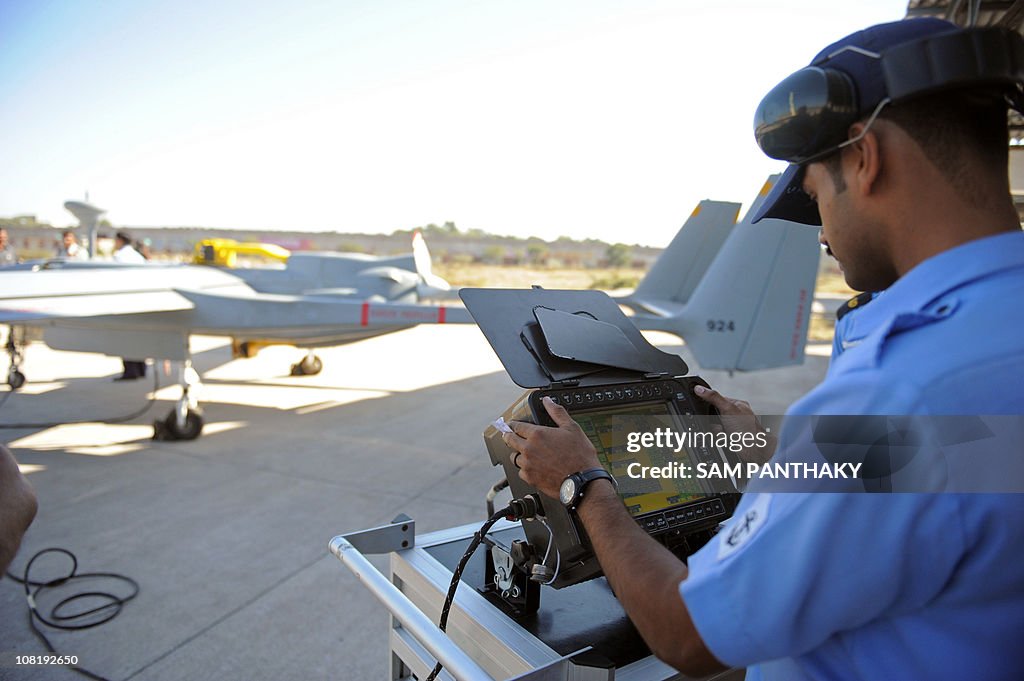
[{"left": 754, "top": 26, "right": 1024, "bottom": 165}]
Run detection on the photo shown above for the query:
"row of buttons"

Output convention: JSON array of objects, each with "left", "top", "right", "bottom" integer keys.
[
  {"left": 638, "top": 498, "right": 726, "bottom": 533},
  {"left": 547, "top": 382, "right": 678, "bottom": 407}
]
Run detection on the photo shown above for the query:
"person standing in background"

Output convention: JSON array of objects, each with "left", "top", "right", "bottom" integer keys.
[
  {"left": 112, "top": 231, "right": 145, "bottom": 264},
  {"left": 112, "top": 231, "right": 148, "bottom": 379},
  {"left": 0, "top": 228, "right": 18, "bottom": 266},
  {"left": 57, "top": 230, "right": 89, "bottom": 260}
]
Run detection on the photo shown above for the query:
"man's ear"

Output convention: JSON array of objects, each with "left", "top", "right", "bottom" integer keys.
[{"left": 844, "top": 122, "right": 882, "bottom": 197}]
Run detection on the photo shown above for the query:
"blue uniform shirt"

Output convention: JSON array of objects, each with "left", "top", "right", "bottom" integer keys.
[{"left": 680, "top": 231, "right": 1024, "bottom": 681}]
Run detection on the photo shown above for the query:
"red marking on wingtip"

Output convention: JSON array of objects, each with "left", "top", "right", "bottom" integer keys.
[
  {"left": 438, "top": 307, "right": 446, "bottom": 324},
  {"left": 360, "top": 302, "right": 369, "bottom": 327}
]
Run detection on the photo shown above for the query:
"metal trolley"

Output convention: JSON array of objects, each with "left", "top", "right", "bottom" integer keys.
[{"left": 330, "top": 516, "right": 743, "bottom": 681}]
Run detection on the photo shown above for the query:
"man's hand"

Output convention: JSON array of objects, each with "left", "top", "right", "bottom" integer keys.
[
  {"left": 694, "top": 385, "right": 776, "bottom": 464},
  {"left": 502, "top": 396, "right": 601, "bottom": 499},
  {"left": 0, "top": 445, "right": 38, "bottom": 574}
]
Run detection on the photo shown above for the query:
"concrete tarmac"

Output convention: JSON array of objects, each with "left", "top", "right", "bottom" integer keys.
[{"left": 0, "top": 326, "right": 829, "bottom": 680}]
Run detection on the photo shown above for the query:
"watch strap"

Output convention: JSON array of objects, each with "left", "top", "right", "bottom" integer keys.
[
  {"left": 578, "top": 467, "right": 616, "bottom": 489},
  {"left": 568, "top": 467, "right": 616, "bottom": 509}
]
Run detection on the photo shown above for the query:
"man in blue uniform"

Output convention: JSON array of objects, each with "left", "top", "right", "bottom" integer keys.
[{"left": 502, "top": 18, "right": 1024, "bottom": 680}]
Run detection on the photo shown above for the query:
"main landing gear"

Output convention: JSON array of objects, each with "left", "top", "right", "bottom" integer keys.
[
  {"left": 290, "top": 351, "right": 323, "bottom": 376},
  {"left": 153, "top": 361, "right": 204, "bottom": 441}
]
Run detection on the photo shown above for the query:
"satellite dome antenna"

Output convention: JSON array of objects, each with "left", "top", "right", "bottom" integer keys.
[{"left": 64, "top": 199, "right": 106, "bottom": 258}]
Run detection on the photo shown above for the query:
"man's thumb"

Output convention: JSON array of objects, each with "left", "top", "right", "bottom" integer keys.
[
  {"left": 542, "top": 396, "right": 575, "bottom": 427},
  {"left": 694, "top": 385, "right": 730, "bottom": 411}
]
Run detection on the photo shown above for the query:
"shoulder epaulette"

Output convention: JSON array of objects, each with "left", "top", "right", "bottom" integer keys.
[{"left": 836, "top": 291, "right": 876, "bottom": 321}]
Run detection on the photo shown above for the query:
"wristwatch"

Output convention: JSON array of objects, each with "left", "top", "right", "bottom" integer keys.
[{"left": 559, "top": 467, "right": 616, "bottom": 510}]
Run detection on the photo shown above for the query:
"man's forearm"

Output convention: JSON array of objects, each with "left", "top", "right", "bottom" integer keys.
[
  {"left": 576, "top": 480, "right": 723, "bottom": 674},
  {"left": 0, "top": 447, "right": 38, "bottom": 574}
]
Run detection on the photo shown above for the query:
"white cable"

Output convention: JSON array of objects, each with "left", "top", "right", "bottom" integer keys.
[{"left": 537, "top": 517, "right": 561, "bottom": 585}]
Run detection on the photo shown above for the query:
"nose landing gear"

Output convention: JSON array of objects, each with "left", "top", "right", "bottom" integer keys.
[{"left": 6, "top": 326, "right": 26, "bottom": 390}]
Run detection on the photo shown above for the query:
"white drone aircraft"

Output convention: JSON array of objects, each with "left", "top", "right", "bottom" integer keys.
[{"left": 0, "top": 174, "right": 819, "bottom": 440}]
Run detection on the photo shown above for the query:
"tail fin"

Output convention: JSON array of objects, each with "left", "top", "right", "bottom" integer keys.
[
  {"left": 677, "top": 175, "right": 821, "bottom": 371},
  {"left": 625, "top": 200, "right": 740, "bottom": 312},
  {"left": 411, "top": 230, "right": 458, "bottom": 300}
]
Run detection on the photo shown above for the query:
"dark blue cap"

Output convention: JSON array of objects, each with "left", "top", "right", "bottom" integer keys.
[{"left": 752, "top": 18, "right": 959, "bottom": 224}]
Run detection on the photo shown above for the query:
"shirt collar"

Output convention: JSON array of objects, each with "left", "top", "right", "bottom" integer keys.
[{"left": 842, "top": 231, "right": 1024, "bottom": 341}]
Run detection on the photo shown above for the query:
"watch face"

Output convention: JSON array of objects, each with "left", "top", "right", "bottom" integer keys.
[{"left": 559, "top": 477, "right": 576, "bottom": 506}]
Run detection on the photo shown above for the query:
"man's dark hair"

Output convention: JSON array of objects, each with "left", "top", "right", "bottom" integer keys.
[
  {"left": 115, "top": 231, "right": 132, "bottom": 243},
  {"left": 879, "top": 88, "right": 1010, "bottom": 206},
  {"left": 818, "top": 88, "right": 1010, "bottom": 203}
]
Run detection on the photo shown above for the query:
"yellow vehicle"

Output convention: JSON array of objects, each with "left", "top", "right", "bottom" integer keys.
[{"left": 192, "top": 238, "right": 290, "bottom": 268}]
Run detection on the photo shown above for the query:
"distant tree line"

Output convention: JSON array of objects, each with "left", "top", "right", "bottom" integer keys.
[{"left": 2, "top": 213, "right": 654, "bottom": 269}]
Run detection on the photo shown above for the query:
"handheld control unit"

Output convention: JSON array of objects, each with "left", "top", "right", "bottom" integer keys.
[{"left": 461, "top": 288, "right": 740, "bottom": 611}]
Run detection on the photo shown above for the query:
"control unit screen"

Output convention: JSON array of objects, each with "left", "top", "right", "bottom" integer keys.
[{"left": 571, "top": 402, "right": 708, "bottom": 518}]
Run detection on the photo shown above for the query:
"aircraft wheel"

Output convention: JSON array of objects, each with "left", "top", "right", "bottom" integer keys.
[
  {"left": 291, "top": 354, "right": 323, "bottom": 376},
  {"left": 155, "top": 407, "right": 204, "bottom": 441},
  {"left": 303, "top": 355, "right": 323, "bottom": 375},
  {"left": 8, "top": 370, "right": 25, "bottom": 390},
  {"left": 171, "top": 409, "right": 204, "bottom": 440}
]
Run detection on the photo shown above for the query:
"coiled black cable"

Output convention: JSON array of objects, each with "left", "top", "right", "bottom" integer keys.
[{"left": 5, "top": 547, "right": 140, "bottom": 681}]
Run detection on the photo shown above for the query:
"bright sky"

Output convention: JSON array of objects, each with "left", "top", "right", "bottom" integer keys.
[{"left": 1, "top": 0, "right": 910, "bottom": 246}]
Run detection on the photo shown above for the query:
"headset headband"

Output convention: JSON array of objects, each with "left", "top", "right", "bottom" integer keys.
[
  {"left": 755, "top": 26, "right": 1024, "bottom": 164},
  {"left": 883, "top": 27, "right": 1024, "bottom": 104}
]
